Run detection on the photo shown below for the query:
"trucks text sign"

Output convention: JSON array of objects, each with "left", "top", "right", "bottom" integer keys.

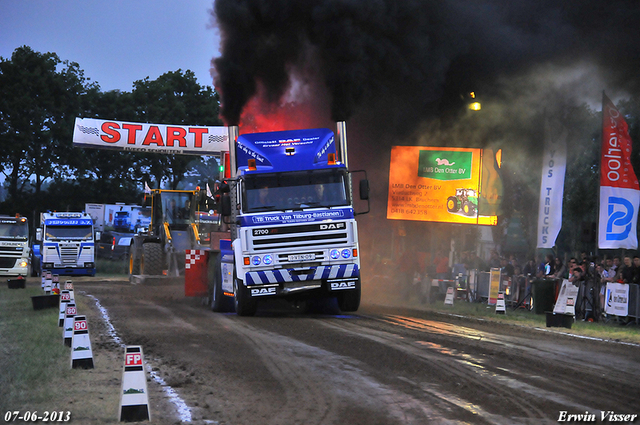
[{"left": 73, "top": 118, "right": 229, "bottom": 155}]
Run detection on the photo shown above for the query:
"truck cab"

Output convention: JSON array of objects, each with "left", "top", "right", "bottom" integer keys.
[
  {"left": 35, "top": 212, "right": 98, "bottom": 276},
  {"left": 210, "top": 124, "right": 369, "bottom": 316},
  {"left": 0, "top": 215, "right": 30, "bottom": 279}
]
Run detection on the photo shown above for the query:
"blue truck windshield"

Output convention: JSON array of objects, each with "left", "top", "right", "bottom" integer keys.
[
  {"left": 45, "top": 225, "right": 93, "bottom": 240},
  {"left": 244, "top": 169, "right": 349, "bottom": 213}
]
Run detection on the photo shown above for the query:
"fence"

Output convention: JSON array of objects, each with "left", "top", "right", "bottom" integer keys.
[{"left": 464, "top": 270, "right": 640, "bottom": 323}]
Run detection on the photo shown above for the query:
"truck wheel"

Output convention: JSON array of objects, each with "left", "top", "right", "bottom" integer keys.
[
  {"left": 210, "top": 253, "right": 232, "bottom": 312},
  {"left": 141, "top": 243, "right": 163, "bottom": 275},
  {"left": 447, "top": 196, "right": 459, "bottom": 212},
  {"left": 129, "top": 242, "right": 141, "bottom": 275},
  {"left": 233, "top": 272, "right": 257, "bottom": 316},
  {"left": 337, "top": 278, "right": 361, "bottom": 312}
]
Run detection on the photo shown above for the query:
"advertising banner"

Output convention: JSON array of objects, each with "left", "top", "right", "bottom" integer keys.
[
  {"left": 73, "top": 117, "right": 229, "bottom": 155},
  {"left": 598, "top": 94, "right": 639, "bottom": 249},
  {"left": 604, "top": 283, "right": 629, "bottom": 316},
  {"left": 387, "top": 146, "right": 498, "bottom": 225},
  {"left": 536, "top": 117, "right": 568, "bottom": 248}
]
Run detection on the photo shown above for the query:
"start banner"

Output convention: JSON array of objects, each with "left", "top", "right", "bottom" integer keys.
[{"left": 73, "top": 117, "right": 229, "bottom": 155}]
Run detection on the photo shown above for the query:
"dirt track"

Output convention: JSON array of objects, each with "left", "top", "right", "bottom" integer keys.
[{"left": 74, "top": 277, "right": 640, "bottom": 424}]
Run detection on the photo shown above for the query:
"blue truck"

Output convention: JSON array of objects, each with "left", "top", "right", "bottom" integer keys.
[
  {"left": 209, "top": 122, "right": 369, "bottom": 316},
  {"left": 34, "top": 212, "right": 99, "bottom": 276}
]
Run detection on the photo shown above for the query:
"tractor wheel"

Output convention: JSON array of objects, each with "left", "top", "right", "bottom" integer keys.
[
  {"left": 141, "top": 242, "right": 163, "bottom": 275},
  {"left": 447, "top": 196, "right": 459, "bottom": 212},
  {"left": 337, "top": 278, "right": 361, "bottom": 312},
  {"left": 129, "top": 240, "right": 141, "bottom": 275},
  {"left": 233, "top": 271, "right": 257, "bottom": 316},
  {"left": 462, "top": 201, "right": 476, "bottom": 217}
]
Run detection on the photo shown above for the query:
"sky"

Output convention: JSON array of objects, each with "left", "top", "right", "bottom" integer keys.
[{"left": 0, "top": 0, "right": 221, "bottom": 92}]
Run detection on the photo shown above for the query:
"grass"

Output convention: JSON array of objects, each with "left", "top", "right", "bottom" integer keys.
[
  {"left": 411, "top": 297, "right": 640, "bottom": 344},
  {"left": 0, "top": 282, "right": 122, "bottom": 423},
  {"left": 96, "top": 258, "right": 128, "bottom": 277}
]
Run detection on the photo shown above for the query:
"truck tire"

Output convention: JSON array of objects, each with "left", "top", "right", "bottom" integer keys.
[
  {"left": 233, "top": 272, "right": 257, "bottom": 316},
  {"left": 447, "top": 196, "right": 459, "bottom": 212},
  {"left": 209, "top": 253, "right": 232, "bottom": 312},
  {"left": 129, "top": 241, "right": 141, "bottom": 275},
  {"left": 337, "top": 278, "right": 361, "bottom": 312},
  {"left": 141, "top": 242, "right": 163, "bottom": 275}
]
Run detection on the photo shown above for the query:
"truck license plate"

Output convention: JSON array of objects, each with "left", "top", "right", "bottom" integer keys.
[{"left": 288, "top": 253, "right": 315, "bottom": 261}]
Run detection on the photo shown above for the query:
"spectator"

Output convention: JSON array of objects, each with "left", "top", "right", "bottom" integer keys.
[
  {"left": 633, "top": 256, "right": 640, "bottom": 284},
  {"left": 488, "top": 250, "right": 501, "bottom": 269},
  {"left": 553, "top": 257, "right": 567, "bottom": 279},
  {"left": 569, "top": 266, "right": 585, "bottom": 286},
  {"left": 523, "top": 259, "right": 537, "bottom": 278},
  {"left": 434, "top": 250, "right": 450, "bottom": 279},
  {"left": 544, "top": 254, "right": 555, "bottom": 276},
  {"left": 618, "top": 255, "right": 634, "bottom": 283},
  {"left": 500, "top": 257, "right": 515, "bottom": 277}
]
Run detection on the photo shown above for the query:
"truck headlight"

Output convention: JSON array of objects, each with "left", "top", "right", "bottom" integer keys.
[
  {"left": 330, "top": 249, "right": 340, "bottom": 260},
  {"left": 84, "top": 262, "right": 94, "bottom": 268},
  {"left": 252, "top": 256, "right": 261, "bottom": 266},
  {"left": 19, "top": 260, "right": 28, "bottom": 268},
  {"left": 263, "top": 254, "right": 273, "bottom": 265},
  {"left": 341, "top": 249, "right": 351, "bottom": 259}
]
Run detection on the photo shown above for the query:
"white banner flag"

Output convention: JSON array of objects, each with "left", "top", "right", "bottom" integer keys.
[
  {"left": 73, "top": 117, "right": 229, "bottom": 155},
  {"left": 537, "top": 117, "right": 568, "bottom": 248}
]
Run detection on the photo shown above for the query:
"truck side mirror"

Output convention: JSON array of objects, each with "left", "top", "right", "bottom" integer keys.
[
  {"left": 220, "top": 193, "right": 232, "bottom": 216},
  {"left": 36, "top": 228, "right": 42, "bottom": 242},
  {"left": 359, "top": 179, "right": 370, "bottom": 200}
]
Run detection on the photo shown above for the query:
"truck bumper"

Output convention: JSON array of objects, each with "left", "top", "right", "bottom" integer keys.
[
  {"left": 244, "top": 264, "right": 359, "bottom": 298},
  {"left": 43, "top": 268, "right": 96, "bottom": 277},
  {"left": 0, "top": 261, "right": 30, "bottom": 278}
]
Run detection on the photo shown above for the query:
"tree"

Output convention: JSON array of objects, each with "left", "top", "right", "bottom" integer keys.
[
  {"left": 130, "top": 70, "right": 222, "bottom": 189},
  {"left": 0, "top": 46, "right": 93, "bottom": 206}
]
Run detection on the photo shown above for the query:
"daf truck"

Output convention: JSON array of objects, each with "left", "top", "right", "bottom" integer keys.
[{"left": 210, "top": 122, "right": 369, "bottom": 316}]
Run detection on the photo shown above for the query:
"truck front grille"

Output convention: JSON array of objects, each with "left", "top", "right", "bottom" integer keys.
[
  {"left": 0, "top": 258, "right": 17, "bottom": 268},
  {"left": 60, "top": 247, "right": 79, "bottom": 264},
  {"left": 250, "top": 221, "right": 349, "bottom": 251}
]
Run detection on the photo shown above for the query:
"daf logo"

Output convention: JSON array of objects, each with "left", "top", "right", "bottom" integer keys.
[
  {"left": 330, "top": 281, "right": 356, "bottom": 290},
  {"left": 251, "top": 287, "right": 277, "bottom": 296},
  {"left": 320, "top": 222, "right": 345, "bottom": 230}
]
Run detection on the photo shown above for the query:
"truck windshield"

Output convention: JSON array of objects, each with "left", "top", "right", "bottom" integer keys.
[
  {"left": 0, "top": 220, "right": 28, "bottom": 240},
  {"left": 243, "top": 169, "right": 349, "bottom": 213},
  {"left": 45, "top": 225, "right": 93, "bottom": 240}
]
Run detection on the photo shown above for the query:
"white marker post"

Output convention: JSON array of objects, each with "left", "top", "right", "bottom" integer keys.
[
  {"left": 41, "top": 271, "right": 46, "bottom": 290},
  {"left": 62, "top": 303, "right": 77, "bottom": 347},
  {"left": 65, "top": 281, "right": 75, "bottom": 301},
  {"left": 495, "top": 292, "right": 506, "bottom": 314},
  {"left": 52, "top": 274, "right": 60, "bottom": 294},
  {"left": 58, "top": 290, "right": 72, "bottom": 327},
  {"left": 71, "top": 315, "right": 94, "bottom": 369},
  {"left": 44, "top": 271, "right": 52, "bottom": 294},
  {"left": 444, "top": 286, "right": 455, "bottom": 306},
  {"left": 119, "top": 346, "right": 151, "bottom": 422}
]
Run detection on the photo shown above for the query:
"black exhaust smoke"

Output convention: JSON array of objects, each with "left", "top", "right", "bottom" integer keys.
[{"left": 211, "top": 0, "right": 640, "bottom": 128}]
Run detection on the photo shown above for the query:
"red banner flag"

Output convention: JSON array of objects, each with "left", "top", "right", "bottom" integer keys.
[{"left": 598, "top": 93, "right": 639, "bottom": 249}]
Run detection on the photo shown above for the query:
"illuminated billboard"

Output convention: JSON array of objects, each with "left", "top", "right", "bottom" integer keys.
[{"left": 387, "top": 146, "right": 502, "bottom": 225}]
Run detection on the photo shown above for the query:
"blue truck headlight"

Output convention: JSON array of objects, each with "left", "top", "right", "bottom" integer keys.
[
  {"left": 341, "top": 249, "right": 351, "bottom": 259},
  {"left": 330, "top": 249, "right": 340, "bottom": 260},
  {"left": 263, "top": 254, "right": 273, "bottom": 265},
  {"left": 252, "top": 256, "right": 261, "bottom": 266}
]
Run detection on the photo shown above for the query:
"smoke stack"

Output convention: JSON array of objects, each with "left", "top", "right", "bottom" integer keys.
[
  {"left": 227, "top": 125, "right": 239, "bottom": 178},
  {"left": 336, "top": 121, "right": 348, "bottom": 169}
]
